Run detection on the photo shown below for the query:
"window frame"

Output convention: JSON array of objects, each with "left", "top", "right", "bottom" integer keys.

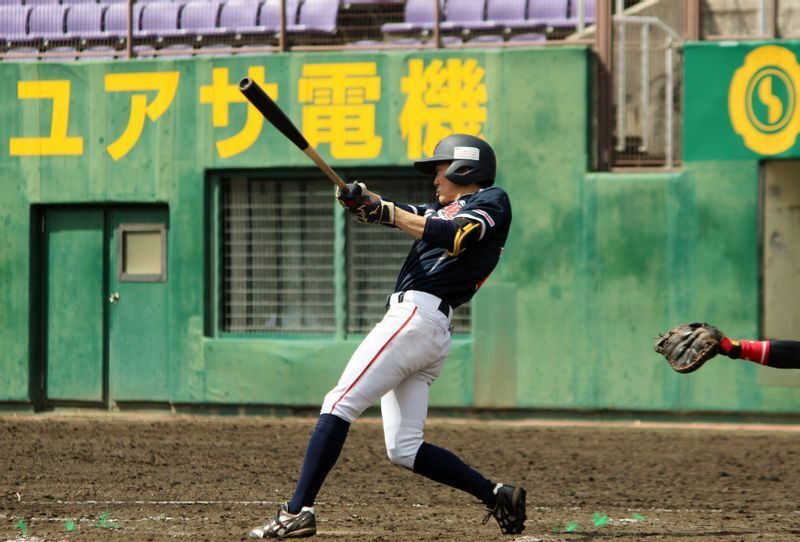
[{"left": 116, "top": 223, "right": 168, "bottom": 283}]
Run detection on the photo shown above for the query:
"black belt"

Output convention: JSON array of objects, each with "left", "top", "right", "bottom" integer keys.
[{"left": 386, "top": 291, "right": 451, "bottom": 318}]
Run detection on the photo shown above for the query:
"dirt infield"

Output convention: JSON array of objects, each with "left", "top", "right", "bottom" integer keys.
[{"left": 1, "top": 413, "right": 799, "bottom": 541}]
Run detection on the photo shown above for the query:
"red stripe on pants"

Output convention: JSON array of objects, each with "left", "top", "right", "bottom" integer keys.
[{"left": 328, "top": 307, "right": 417, "bottom": 415}]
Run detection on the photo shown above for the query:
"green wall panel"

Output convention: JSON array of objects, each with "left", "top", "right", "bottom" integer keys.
[
  {"left": 582, "top": 173, "right": 685, "bottom": 411},
  {"left": 473, "top": 283, "right": 518, "bottom": 407},
  {"left": 203, "top": 337, "right": 473, "bottom": 407},
  {"left": 1, "top": 43, "right": 798, "bottom": 415},
  {"left": 498, "top": 48, "right": 590, "bottom": 410},
  {"left": 204, "top": 339, "right": 358, "bottom": 404},
  {"left": 0, "top": 202, "right": 31, "bottom": 402}
]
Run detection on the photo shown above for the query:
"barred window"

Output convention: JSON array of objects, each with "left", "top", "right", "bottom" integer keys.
[
  {"left": 219, "top": 173, "right": 470, "bottom": 335},
  {"left": 222, "top": 176, "right": 336, "bottom": 333}
]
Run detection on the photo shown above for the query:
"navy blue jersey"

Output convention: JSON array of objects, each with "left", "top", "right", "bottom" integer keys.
[{"left": 393, "top": 186, "right": 512, "bottom": 308}]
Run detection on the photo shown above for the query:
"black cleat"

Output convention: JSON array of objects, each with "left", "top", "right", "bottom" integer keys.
[
  {"left": 482, "top": 484, "right": 527, "bottom": 535},
  {"left": 249, "top": 503, "right": 317, "bottom": 539}
]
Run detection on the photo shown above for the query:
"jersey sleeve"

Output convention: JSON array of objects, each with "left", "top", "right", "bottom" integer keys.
[
  {"left": 453, "top": 187, "right": 512, "bottom": 240},
  {"left": 382, "top": 198, "right": 430, "bottom": 216}
]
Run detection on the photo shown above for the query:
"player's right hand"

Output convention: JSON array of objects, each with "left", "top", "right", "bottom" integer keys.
[{"left": 336, "top": 181, "right": 367, "bottom": 210}]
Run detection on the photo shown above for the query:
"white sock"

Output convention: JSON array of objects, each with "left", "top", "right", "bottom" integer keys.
[{"left": 493, "top": 483, "right": 503, "bottom": 495}]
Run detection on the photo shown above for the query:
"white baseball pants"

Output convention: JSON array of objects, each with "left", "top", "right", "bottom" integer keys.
[{"left": 320, "top": 291, "right": 453, "bottom": 469}]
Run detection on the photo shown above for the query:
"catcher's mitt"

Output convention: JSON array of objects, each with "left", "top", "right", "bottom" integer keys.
[{"left": 654, "top": 322, "right": 724, "bottom": 373}]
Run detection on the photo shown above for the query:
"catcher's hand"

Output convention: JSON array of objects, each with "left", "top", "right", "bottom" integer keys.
[{"left": 654, "top": 322, "right": 724, "bottom": 374}]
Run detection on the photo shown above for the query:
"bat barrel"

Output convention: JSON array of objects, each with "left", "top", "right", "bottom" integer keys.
[
  {"left": 237, "top": 76, "right": 309, "bottom": 151},
  {"left": 237, "top": 75, "right": 347, "bottom": 189}
]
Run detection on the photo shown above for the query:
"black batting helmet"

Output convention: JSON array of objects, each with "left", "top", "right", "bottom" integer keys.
[{"left": 413, "top": 134, "right": 496, "bottom": 187}]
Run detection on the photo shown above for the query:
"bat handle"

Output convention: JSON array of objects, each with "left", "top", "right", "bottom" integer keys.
[{"left": 303, "top": 146, "right": 347, "bottom": 190}]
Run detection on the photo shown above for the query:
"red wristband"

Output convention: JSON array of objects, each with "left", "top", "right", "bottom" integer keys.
[{"left": 739, "top": 340, "right": 771, "bottom": 365}]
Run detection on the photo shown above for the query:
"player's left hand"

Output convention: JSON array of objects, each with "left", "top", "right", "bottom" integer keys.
[
  {"left": 356, "top": 198, "right": 395, "bottom": 225},
  {"left": 654, "top": 322, "right": 723, "bottom": 373},
  {"left": 336, "top": 182, "right": 367, "bottom": 211}
]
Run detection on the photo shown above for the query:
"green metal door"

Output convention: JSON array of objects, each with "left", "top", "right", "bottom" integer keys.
[
  {"left": 45, "top": 209, "right": 105, "bottom": 402},
  {"left": 107, "top": 208, "right": 170, "bottom": 402}
]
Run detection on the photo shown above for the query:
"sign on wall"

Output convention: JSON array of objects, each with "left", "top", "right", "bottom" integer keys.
[
  {"left": 685, "top": 41, "right": 800, "bottom": 161},
  {"left": 2, "top": 54, "right": 489, "bottom": 165}
]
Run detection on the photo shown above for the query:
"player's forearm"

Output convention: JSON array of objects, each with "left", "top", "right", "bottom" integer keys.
[
  {"left": 769, "top": 341, "right": 800, "bottom": 368},
  {"left": 721, "top": 338, "right": 800, "bottom": 368},
  {"left": 393, "top": 207, "right": 427, "bottom": 239}
]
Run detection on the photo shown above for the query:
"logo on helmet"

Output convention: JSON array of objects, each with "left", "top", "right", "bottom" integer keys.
[{"left": 453, "top": 146, "right": 480, "bottom": 160}]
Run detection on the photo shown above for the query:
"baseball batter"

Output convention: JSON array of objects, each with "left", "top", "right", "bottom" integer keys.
[{"left": 249, "top": 134, "right": 525, "bottom": 539}]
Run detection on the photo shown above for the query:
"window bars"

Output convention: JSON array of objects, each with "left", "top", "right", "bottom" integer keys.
[{"left": 221, "top": 174, "right": 471, "bottom": 335}]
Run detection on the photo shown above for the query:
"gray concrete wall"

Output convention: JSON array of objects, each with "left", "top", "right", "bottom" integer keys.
[{"left": 702, "top": 0, "right": 800, "bottom": 39}]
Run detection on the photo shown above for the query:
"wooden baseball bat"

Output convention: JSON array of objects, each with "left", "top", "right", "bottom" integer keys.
[{"left": 238, "top": 77, "right": 347, "bottom": 190}]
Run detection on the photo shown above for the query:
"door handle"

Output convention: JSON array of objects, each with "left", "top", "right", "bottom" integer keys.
[{"left": 109, "top": 292, "right": 120, "bottom": 304}]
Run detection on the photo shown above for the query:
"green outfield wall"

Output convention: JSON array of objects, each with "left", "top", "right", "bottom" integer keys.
[{"left": 1, "top": 43, "right": 798, "bottom": 415}]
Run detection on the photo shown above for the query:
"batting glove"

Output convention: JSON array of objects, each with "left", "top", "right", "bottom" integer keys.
[
  {"left": 357, "top": 198, "right": 395, "bottom": 225},
  {"left": 336, "top": 182, "right": 367, "bottom": 211}
]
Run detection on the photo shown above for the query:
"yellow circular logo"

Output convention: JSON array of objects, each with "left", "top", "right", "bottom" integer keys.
[{"left": 729, "top": 45, "right": 800, "bottom": 155}]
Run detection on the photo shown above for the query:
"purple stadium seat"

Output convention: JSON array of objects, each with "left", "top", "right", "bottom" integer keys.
[
  {"left": 62, "top": 0, "right": 98, "bottom": 6},
  {"left": 468, "top": 33, "right": 504, "bottom": 43},
  {"left": 0, "top": 0, "right": 24, "bottom": 5},
  {"left": 139, "top": 2, "right": 184, "bottom": 38},
  {"left": 527, "top": 0, "right": 571, "bottom": 28},
  {"left": 26, "top": 0, "right": 60, "bottom": 6},
  {"left": 260, "top": 0, "right": 299, "bottom": 29},
  {"left": 0, "top": 6, "right": 31, "bottom": 44},
  {"left": 29, "top": 5, "right": 70, "bottom": 42},
  {"left": 570, "top": 0, "right": 596, "bottom": 25},
  {"left": 484, "top": 0, "right": 538, "bottom": 31},
  {"left": 508, "top": 31, "right": 546, "bottom": 42},
  {"left": 180, "top": 1, "right": 226, "bottom": 40},
  {"left": 381, "top": 0, "right": 443, "bottom": 34},
  {"left": 287, "top": 0, "right": 338, "bottom": 34},
  {"left": 487, "top": 0, "right": 524, "bottom": 22},
  {"left": 65, "top": 4, "right": 105, "bottom": 41},
  {"left": 218, "top": 1, "right": 267, "bottom": 37},
  {"left": 104, "top": 3, "right": 144, "bottom": 38},
  {"left": 350, "top": 38, "right": 380, "bottom": 46},
  {"left": 440, "top": 0, "right": 486, "bottom": 32},
  {"left": 442, "top": 35, "right": 462, "bottom": 46},
  {"left": 133, "top": 43, "right": 156, "bottom": 55},
  {"left": 389, "top": 37, "right": 422, "bottom": 46}
]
